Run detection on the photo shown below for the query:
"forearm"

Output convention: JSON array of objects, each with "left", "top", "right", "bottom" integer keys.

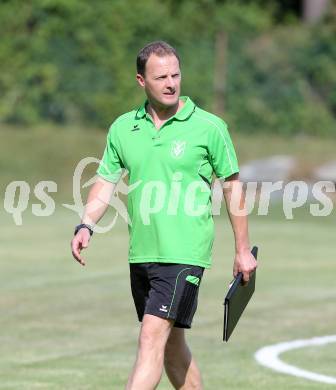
[
  {"left": 228, "top": 213, "right": 250, "bottom": 253},
  {"left": 81, "top": 177, "right": 116, "bottom": 226},
  {"left": 223, "top": 179, "right": 251, "bottom": 253}
]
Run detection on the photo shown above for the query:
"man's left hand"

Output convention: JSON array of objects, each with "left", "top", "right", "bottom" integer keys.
[{"left": 233, "top": 249, "right": 258, "bottom": 283}]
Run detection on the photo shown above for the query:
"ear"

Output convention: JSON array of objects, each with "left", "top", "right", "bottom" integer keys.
[{"left": 136, "top": 73, "right": 145, "bottom": 88}]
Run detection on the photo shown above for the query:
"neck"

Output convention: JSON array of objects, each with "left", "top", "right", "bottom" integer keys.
[{"left": 146, "top": 98, "right": 184, "bottom": 122}]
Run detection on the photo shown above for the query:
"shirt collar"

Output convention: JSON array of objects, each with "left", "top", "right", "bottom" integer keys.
[{"left": 135, "top": 96, "right": 195, "bottom": 121}]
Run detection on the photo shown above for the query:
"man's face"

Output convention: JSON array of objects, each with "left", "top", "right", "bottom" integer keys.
[{"left": 136, "top": 54, "right": 181, "bottom": 108}]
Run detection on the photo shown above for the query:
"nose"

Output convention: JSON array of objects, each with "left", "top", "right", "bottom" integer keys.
[{"left": 165, "top": 76, "right": 175, "bottom": 89}]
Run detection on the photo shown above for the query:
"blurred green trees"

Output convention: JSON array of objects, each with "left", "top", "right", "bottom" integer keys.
[{"left": 0, "top": 0, "right": 335, "bottom": 136}]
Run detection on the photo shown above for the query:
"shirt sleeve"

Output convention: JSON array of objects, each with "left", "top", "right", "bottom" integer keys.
[
  {"left": 96, "top": 122, "right": 124, "bottom": 183},
  {"left": 208, "top": 119, "right": 239, "bottom": 179}
]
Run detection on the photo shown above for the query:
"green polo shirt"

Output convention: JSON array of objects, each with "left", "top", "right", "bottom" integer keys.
[{"left": 96, "top": 96, "right": 239, "bottom": 268}]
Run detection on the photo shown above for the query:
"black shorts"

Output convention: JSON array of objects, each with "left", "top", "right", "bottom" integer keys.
[{"left": 130, "top": 263, "right": 204, "bottom": 329}]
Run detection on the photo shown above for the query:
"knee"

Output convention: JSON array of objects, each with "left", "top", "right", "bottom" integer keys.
[
  {"left": 139, "top": 327, "right": 158, "bottom": 352},
  {"left": 138, "top": 322, "right": 169, "bottom": 356}
]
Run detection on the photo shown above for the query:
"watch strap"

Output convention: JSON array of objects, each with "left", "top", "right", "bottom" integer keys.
[{"left": 74, "top": 223, "right": 93, "bottom": 236}]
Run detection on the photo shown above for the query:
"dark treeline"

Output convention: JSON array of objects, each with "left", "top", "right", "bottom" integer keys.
[{"left": 0, "top": 0, "right": 335, "bottom": 136}]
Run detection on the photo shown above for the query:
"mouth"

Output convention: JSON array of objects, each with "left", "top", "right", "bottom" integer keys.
[{"left": 163, "top": 91, "right": 176, "bottom": 96}]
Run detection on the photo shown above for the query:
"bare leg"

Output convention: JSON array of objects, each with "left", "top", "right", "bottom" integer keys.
[
  {"left": 164, "top": 327, "right": 203, "bottom": 389},
  {"left": 126, "top": 314, "right": 173, "bottom": 390}
]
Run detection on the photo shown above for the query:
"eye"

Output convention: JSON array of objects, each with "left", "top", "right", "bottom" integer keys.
[{"left": 173, "top": 73, "right": 180, "bottom": 78}]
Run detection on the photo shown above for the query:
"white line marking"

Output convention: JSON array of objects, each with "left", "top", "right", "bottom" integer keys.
[{"left": 255, "top": 335, "right": 336, "bottom": 385}]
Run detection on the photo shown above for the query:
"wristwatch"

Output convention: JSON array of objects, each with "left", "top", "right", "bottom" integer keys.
[{"left": 74, "top": 223, "right": 94, "bottom": 236}]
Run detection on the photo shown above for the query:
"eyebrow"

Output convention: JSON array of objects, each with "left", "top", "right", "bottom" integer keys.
[{"left": 154, "top": 72, "right": 180, "bottom": 79}]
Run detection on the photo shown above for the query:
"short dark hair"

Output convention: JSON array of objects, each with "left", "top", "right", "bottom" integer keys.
[{"left": 136, "top": 41, "right": 180, "bottom": 76}]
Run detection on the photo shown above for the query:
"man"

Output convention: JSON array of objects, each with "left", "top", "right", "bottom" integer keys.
[{"left": 71, "top": 41, "right": 257, "bottom": 389}]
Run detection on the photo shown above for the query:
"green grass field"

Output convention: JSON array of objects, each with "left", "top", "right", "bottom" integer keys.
[
  {"left": 1, "top": 126, "right": 335, "bottom": 388},
  {"left": 1, "top": 203, "right": 335, "bottom": 389}
]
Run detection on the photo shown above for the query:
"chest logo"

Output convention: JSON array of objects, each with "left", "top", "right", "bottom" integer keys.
[{"left": 171, "top": 140, "right": 186, "bottom": 159}]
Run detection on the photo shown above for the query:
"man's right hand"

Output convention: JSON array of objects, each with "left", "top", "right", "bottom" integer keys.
[{"left": 71, "top": 228, "right": 91, "bottom": 266}]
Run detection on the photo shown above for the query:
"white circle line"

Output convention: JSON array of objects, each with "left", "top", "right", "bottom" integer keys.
[{"left": 254, "top": 335, "right": 336, "bottom": 385}]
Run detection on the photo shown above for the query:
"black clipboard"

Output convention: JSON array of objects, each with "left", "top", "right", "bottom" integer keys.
[{"left": 223, "top": 246, "right": 258, "bottom": 342}]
